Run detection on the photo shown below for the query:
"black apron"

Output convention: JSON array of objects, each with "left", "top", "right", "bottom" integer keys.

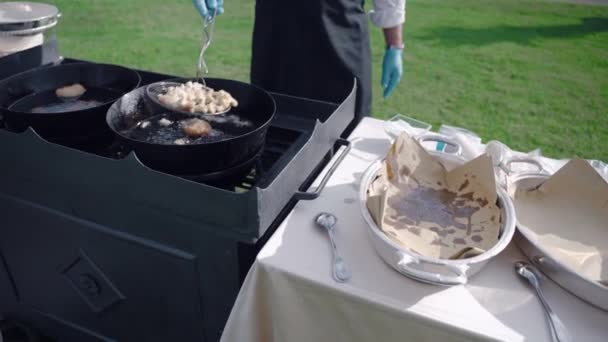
[{"left": 251, "top": 0, "right": 372, "bottom": 127}]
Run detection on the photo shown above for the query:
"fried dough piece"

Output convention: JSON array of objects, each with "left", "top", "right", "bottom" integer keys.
[
  {"left": 56, "top": 83, "right": 86, "bottom": 98},
  {"left": 182, "top": 118, "right": 212, "bottom": 138}
]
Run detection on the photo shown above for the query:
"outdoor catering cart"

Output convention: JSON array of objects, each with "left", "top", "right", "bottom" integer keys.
[{"left": 0, "top": 36, "right": 355, "bottom": 341}]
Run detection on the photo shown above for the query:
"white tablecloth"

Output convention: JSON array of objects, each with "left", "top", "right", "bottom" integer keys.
[{"left": 220, "top": 118, "right": 608, "bottom": 342}]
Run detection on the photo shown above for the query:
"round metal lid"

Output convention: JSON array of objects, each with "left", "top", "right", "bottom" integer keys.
[{"left": 0, "top": 2, "right": 60, "bottom": 36}]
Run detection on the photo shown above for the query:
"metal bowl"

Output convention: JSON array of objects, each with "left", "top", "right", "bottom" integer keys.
[
  {"left": 511, "top": 174, "right": 608, "bottom": 311},
  {"left": 359, "top": 153, "right": 517, "bottom": 286}
]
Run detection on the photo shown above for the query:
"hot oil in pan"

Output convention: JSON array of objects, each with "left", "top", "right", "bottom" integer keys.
[
  {"left": 9, "top": 88, "right": 122, "bottom": 114},
  {"left": 122, "top": 113, "right": 255, "bottom": 145}
]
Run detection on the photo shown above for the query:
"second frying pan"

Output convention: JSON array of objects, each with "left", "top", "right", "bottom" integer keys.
[{"left": 0, "top": 62, "right": 141, "bottom": 143}]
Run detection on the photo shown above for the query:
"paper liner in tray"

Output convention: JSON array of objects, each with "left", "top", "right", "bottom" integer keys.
[
  {"left": 366, "top": 133, "right": 501, "bottom": 260},
  {"left": 513, "top": 158, "right": 608, "bottom": 285}
]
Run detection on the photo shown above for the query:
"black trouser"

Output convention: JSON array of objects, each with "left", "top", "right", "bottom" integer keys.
[{"left": 251, "top": 0, "right": 372, "bottom": 129}]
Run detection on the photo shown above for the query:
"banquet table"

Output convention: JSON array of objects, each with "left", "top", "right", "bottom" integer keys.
[{"left": 220, "top": 117, "right": 608, "bottom": 342}]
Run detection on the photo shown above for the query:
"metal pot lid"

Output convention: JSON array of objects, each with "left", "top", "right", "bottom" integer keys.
[{"left": 0, "top": 2, "right": 60, "bottom": 36}]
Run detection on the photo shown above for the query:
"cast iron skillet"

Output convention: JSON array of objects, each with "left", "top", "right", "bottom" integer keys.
[
  {"left": 106, "top": 78, "right": 276, "bottom": 175},
  {"left": 0, "top": 62, "right": 141, "bottom": 143}
]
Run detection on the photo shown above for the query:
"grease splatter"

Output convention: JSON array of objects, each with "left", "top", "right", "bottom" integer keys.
[
  {"left": 471, "top": 235, "right": 483, "bottom": 243},
  {"left": 453, "top": 238, "right": 467, "bottom": 245},
  {"left": 459, "top": 179, "right": 470, "bottom": 191}
]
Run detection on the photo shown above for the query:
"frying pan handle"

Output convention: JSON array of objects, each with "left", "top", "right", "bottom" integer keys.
[
  {"left": 395, "top": 251, "right": 469, "bottom": 286},
  {"left": 295, "top": 139, "right": 351, "bottom": 201}
]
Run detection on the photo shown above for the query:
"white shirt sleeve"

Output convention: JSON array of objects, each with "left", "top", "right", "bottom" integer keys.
[{"left": 369, "top": 0, "right": 406, "bottom": 28}]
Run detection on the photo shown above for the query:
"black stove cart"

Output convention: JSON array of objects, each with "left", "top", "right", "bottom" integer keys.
[{"left": 0, "top": 45, "right": 356, "bottom": 342}]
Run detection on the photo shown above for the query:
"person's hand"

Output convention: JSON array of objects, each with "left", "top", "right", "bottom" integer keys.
[
  {"left": 193, "top": 0, "right": 224, "bottom": 19},
  {"left": 381, "top": 47, "right": 403, "bottom": 98}
]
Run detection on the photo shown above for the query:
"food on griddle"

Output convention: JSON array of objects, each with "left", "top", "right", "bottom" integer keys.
[
  {"left": 158, "top": 81, "right": 238, "bottom": 114},
  {"left": 140, "top": 120, "right": 151, "bottom": 129},
  {"left": 182, "top": 118, "right": 212, "bottom": 138},
  {"left": 55, "top": 83, "right": 86, "bottom": 98},
  {"left": 174, "top": 138, "right": 188, "bottom": 145},
  {"left": 159, "top": 118, "right": 173, "bottom": 126}
]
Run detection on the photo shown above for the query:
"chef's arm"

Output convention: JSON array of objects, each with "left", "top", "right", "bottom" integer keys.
[
  {"left": 370, "top": 0, "right": 406, "bottom": 46},
  {"left": 370, "top": 0, "right": 406, "bottom": 98},
  {"left": 383, "top": 25, "right": 403, "bottom": 49}
]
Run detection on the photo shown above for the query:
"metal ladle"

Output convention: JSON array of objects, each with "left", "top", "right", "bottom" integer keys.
[
  {"left": 515, "top": 261, "right": 571, "bottom": 342},
  {"left": 145, "top": 81, "right": 230, "bottom": 116}
]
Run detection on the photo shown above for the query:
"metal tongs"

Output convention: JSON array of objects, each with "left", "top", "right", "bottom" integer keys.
[{"left": 196, "top": 9, "right": 217, "bottom": 86}]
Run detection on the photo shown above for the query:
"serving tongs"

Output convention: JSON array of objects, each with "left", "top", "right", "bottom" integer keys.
[
  {"left": 145, "top": 9, "right": 231, "bottom": 116},
  {"left": 196, "top": 9, "right": 217, "bottom": 86}
]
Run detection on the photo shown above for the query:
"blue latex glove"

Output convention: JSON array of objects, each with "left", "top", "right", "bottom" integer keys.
[
  {"left": 381, "top": 47, "right": 403, "bottom": 98},
  {"left": 193, "top": 0, "right": 224, "bottom": 19}
]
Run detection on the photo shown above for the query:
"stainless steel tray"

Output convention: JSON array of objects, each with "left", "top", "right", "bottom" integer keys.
[{"left": 511, "top": 174, "right": 608, "bottom": 311}]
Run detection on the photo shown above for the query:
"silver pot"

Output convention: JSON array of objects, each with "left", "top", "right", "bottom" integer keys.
[
  {"left": 511, "top": 174, "right": 608, "bottom": 311},
  {"left": 0, "top": 2, "right": 60, "bottom": 56},
  {"left": 359, "top": 153, "right": 517, "bottom": 286}
]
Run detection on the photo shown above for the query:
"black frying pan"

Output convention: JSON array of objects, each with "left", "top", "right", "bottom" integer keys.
[
  {"left": 106, "top": 78, "right": 276, "bottom": 174},
  {"left": 0, "top": 62, "right": 141, "bottom": 143}
]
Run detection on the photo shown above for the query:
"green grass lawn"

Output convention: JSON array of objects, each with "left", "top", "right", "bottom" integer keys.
[{"left": 47, "top": 0, "right": 608, "bottom": 161}]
